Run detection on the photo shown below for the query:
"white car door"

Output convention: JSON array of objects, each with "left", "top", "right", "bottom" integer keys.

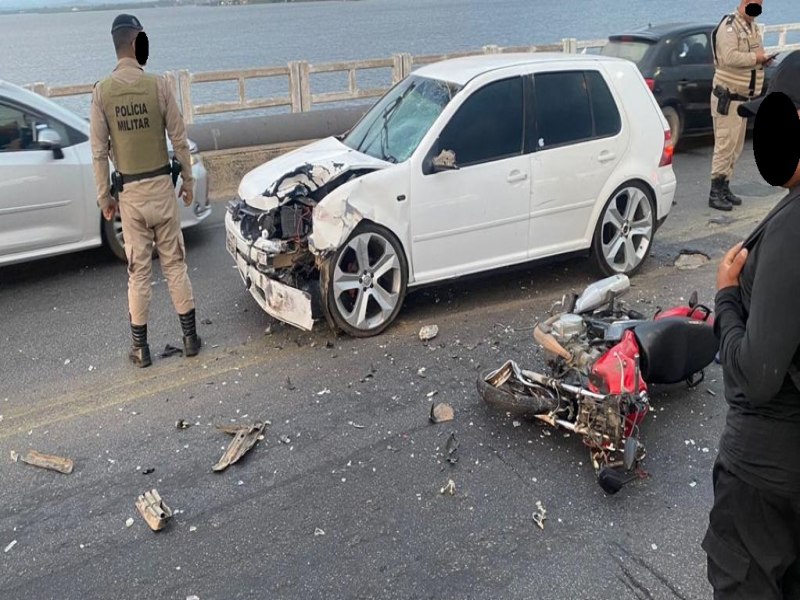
[
  {"left": 409, "top": 76, "right": 530, "bottom": 283},
  {"left": 528, "top": 69, "right": 628, "bottom": 258},
  {"left": 0, "top": 101, "right": 87, "bottom": 257}
]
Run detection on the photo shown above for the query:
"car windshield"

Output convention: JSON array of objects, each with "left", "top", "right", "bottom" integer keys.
[
  {"left": 343, "top": 75, "right": 460, "bottom": 163},
  {"left": 601, "top": 40, "right": 654, "bottom": 65}
]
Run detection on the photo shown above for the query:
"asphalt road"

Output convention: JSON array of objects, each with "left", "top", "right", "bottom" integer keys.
[{"left": 0, "top": 137, "right": 787, "bottom": 600}]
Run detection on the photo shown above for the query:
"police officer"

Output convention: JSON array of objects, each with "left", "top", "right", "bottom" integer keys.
[
  {"left": 708, "top": 0, "right": 774, "bottom": 211},
  {"left": 90, "top": 14, "right": 201, "bottom": 367}
]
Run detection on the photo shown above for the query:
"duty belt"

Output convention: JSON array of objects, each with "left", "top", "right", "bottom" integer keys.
[
  {"left": 713, "top": 85, "right": 753, "bottom": 103},
  {"left": 120, "top": 164, "right": 171, "bottom": 185}
]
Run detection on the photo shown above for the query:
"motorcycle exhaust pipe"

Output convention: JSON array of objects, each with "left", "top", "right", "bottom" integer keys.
[{"left": 533, "top": 322, "right": 572, "bottom": 361}]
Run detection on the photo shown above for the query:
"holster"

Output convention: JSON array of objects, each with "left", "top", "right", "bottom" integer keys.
[
  {"left": 170, "top": 157, "right": 182, "bottom": 188},
  {"left": 714, "top": 86, "right": 731, "bottom": 116},
  {"left": 110, "top": 171, "right": 123, "bottom": 202}
]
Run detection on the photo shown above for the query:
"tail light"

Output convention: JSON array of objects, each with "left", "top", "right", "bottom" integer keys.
[
  {"left": 645, "top": 78, "right": 656, "bottom": 92},
  {"left": 659, "top": 129, "right": 674, "bottom": 167}
]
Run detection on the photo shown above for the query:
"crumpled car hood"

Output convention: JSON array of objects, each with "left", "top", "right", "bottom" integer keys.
[{"left": 238, "top": 137, "right": 390, "bottom": 211}]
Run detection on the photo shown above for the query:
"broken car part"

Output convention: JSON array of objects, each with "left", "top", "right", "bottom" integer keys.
[
  {"left": 430, "top": 403, "right": 455, "bottom": 424},
  {"left": 135, "top": 489, "right": 172, "bottom": 531},
  {"left": 20, "top": 450, "right": 74, "bottom": 474},
  {"left": 212, "top": 422, "right": 266, "bottom": 472}
]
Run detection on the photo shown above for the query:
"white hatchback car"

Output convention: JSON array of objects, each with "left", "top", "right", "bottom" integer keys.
[
  {"left": 0, "top": 79, "right": 210, "bottom": 266},
  {"left": 225, "top": 54, "right": 676, "bottom": 337}
]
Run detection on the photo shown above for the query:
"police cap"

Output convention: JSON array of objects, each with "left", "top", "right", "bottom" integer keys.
[{"left": 111, "top": 14, "right": 144, "bottom": 34}]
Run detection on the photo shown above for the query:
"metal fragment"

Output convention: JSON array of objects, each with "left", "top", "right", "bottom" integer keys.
[
  {"left": 212, "top": 422, "right": 266, "bottom": 472},
  {"left": 429, "top": 403, "right": 455, "bottom": 424},
  {"left": 135, "top": 489, "right": 173, "bottom": 532},
  {"left": 20, "top": 450, "right": 73, "bottom": 474}
]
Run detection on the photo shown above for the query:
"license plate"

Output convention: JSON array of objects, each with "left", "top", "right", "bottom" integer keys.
[{"left": 226, "top": 231, "right": 236, "bottom": 256}]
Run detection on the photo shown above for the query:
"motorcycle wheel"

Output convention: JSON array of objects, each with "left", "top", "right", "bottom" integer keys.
[{"left": 477, "top": 369, "right": 558, "bottom": 417}]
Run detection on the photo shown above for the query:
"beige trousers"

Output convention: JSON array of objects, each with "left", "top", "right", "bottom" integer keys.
[
  {"left": 710, "top": 93, "right": 748, "bottom": 180},
  {"left": 118, "top": 174, "right": 194, "bottom": 325}
]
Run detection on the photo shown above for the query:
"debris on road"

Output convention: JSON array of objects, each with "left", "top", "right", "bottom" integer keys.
[
  {"left": 212, "top": 422, "right": 266, "bottom": 472},
  {"left": 286, "top": 377, "right": 296, "bottom": 391},
  {"left": 201, "top": 318, "right": 213, "bottom": 325},
  {"left": 419, "top": 325, "right": 439, "bottom": 342},
  {"left": 176, "top": 419, "right": 192, "bottom": 430},
  {"left": 347, "top": 421, "right": 365, "bottom": 429},
  {"left": 445, "top": 432, "right": 459, "bottom": 464},
  {"left": 317, "top": 388, "right": 331, "bottom": 396},
  {"left": 429, "top": 403, "right": 455, "bottom": 424},
  {"left": 4, "top": 540, "right": 17, "bottom": 553},
  {"left": 439, "top": 479, "right": 456, "bottom": 496},
  {"left": 279, "top": 434, "right": 291, "bottom": 445},
  {"left": 20, "top": 450, "right": 74, "bottom": 474},
  {"left": 314, "top": 528, "right": 325, "bottom": 537},
  {"left": 125, "top": 518, "right": 134, "bottom": 528},
  {"left": 160, "top": 344, "right": 183, "bottom": 359},
  {"left": 426, "top": 391, "right": 438, "bottom": 398},
  {"left": 533, "top": 501, "right": 547, "bottom": 530},
  {"left": 512, "top": 420, "right": 521, "bottom": 428},
  {"left": 10, "top": 450, "right": 18, "bottom": 463},
  {"left": 135, "top": 489, "right": 172, "bottom": 532},
  {"left": 674, "top": 250, "right": 710, "bottom": 270},
  {"left": 142, "top": 468, "right": 155, "bottom": 476}
]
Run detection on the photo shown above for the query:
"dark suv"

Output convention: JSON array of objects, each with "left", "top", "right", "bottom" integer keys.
[{"left": 602, "top": 22, "right": 779, "bottom": 147}]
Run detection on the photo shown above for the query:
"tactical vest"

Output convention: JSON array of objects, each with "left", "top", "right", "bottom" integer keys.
[
  {"left": 711, "top": 13, "right": 765, "bottom": 98},
  {"left": 99, "top": 73, "right": 168, "bottom": 175}
]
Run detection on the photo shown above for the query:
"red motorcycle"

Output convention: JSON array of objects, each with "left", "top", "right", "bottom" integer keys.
[{"left": 478, "top": 274, "right": 718, "bottom": 495}]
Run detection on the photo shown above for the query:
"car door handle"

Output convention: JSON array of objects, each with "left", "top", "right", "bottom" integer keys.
[
  {"left": 507, "top": 170, "right": 528, "bottom": 184},
  {"left": 598, "top": 151, "right": 617, "bottom": 164},
  {"left": 679, "top": 79, "right": 699, "bottom": 89}
]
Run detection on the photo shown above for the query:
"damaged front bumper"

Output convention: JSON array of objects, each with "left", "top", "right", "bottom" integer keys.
[{"left": 224, "top": 202, "right": 316, "bottom": 331}]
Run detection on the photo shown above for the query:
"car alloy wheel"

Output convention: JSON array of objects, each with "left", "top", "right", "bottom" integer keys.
[
  {"left": 326, "top": 223, "right": 408, "bottom": 337},
  {"left": 595, "top": 183, "right": 654, "bottom": 276}
]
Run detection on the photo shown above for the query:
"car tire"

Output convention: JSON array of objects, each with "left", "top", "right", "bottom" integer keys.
[
  {"left": 322, "top": 222, "right": 408, "bottom": 338},
  {"left": 592, "top": 181, "right": 656, "bottom": 277},
  {"left": 662, "top": 106, "right": 682, "bottom": 149},
  {"left": 102, "top": 213, "right": 126, "bottom": 262}
]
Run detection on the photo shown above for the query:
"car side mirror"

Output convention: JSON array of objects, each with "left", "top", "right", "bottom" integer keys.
[
  {"left": 37, "top": 128, "right": 64, "bottom": 160},
  {"left": 431, "top": 149, "right": 459, "bottom": 172}
]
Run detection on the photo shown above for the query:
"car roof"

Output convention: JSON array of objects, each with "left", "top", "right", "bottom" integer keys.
[
  {"left": 608, "top": 22, "right": 718, "bottom": 42},
  {"left": 414, "top": 53, "right": 629, "bottom": 86}
]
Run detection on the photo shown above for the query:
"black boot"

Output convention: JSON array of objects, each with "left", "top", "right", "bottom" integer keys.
[
  {"left": 721, "top": 178, "right": 742, "bottom": 206},
  {"left": 708, "top": 176, "right": 732, "bottom": 211},
  {"left": 179, "top": 309, "right": 202, "bottom": 357},
  {"left": 129, "top": 322, "right": 152, "bottom": 368}
]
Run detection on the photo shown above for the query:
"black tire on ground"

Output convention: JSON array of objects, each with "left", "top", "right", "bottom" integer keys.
[
  {"left": 591, "top": 181, "right": 656, "bottom": 277},
  {"left": 323, "top": 221, "right": 408, "bottom": 338},
  {"left": 662, "top": 106, "right": 682, "bottom": 149},
  {"left": 477, "top": 369, "right": 558, "bottom": 417}
]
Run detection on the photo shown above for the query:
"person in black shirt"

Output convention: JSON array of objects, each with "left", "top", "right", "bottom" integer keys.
[{"left": 703, "top": 50, "right": 800, "bottom": 599}]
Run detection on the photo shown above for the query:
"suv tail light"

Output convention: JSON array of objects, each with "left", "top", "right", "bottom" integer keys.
[
  {"left": 659, "top": 129, "right": 674, "bottom": 167},
  {"left": 645, "top": 78, "right": 656, "bottom": 92}
]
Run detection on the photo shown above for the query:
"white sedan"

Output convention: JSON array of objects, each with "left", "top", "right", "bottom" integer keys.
[
  {"left": 226, "top": 53, "right": 676, "bottom": 337},
  {"left": 0, "top": 79, "right": 210, "bottom": 266}
]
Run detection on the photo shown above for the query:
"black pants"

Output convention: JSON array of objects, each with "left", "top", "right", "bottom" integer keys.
[{"left": 704, "top": 457, "right": 800, "bottom": 599}]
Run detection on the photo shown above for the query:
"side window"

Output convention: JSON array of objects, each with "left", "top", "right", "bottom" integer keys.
[
  {"left": 533, "top": 71, "right": 593, "bottom": 149},
  {"left": 671, "top": 33, "right": 712, "bottom": 66},
  {"left": 438, "top": 77, "right": 523, "bottom": 167},
  {"left": 586, "top": 71, "right": 621, "bottom": 137},
  {"left": 0, "top": 102, "right": 73, "bottom": 153}
]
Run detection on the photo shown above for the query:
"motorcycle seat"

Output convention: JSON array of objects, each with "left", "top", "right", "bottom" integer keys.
[{"left": 632, "top": 317, "right": 718, "bottom": 384}]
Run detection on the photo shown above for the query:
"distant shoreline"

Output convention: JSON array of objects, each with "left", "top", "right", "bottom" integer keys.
[{"left": 0, "top": 0, "right": 356, "bottom": 16}]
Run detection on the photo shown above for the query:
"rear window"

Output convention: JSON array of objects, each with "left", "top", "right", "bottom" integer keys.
[{"left": 601, "top": 40, "right": 653, "bottom": 65}]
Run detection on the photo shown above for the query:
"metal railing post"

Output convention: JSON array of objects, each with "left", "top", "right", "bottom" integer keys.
[
  {"left": 482, "top": 44, "right": 501, "bottom": 54},
  {"left": 177, "top": 70, "right": 194, "bottom": 124},
  {"left": 561, "top": 38, "right": 578, "bottom": 53},
  {"left": 289, "top": 60, "right": 311, "bottom": 112}
]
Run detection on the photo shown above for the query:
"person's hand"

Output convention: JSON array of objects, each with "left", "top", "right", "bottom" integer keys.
[
  {"left": 102, "top": 203, "right": 117, "bottom": 222},
  {"left": 756, "top": 48, "right": 767, "bottom": 64},
  {"left": 717, "top": 242, "right": 748, "bottom": 290},
  {"left": 179, "top": 183, "right": 193, "bottom": 207}
]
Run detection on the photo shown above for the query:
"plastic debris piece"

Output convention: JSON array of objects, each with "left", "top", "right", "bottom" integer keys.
[
  {"left": 4, "top": 540, "right": 17, "bottom": 553},
  {"left": 429, "top": 403, "right": 455, "bottom": 424},
  {"left": 212, "top": 422, "right": 266, "bottom": 472},
  {"left": 279, "top": 435, "right": 291, "bottom": 444},
  {"left": 445, "top": 433, "right": 459, "bottom": 464},
  {"left": 201, "top": 318, "right": 213, "bottom": 325},
  {"left": 126, "top": 518, "right": 134, "bottom": 528},
  {"left": 286, "top": 377, "right": 296, "bottom": 391},
  {"left": 426, "top": 391, "right": 438, "bottom": 398},
  {"left": 533, "top": 501, "right": 547, "bottom": 530},
  {"left": 439, "top": 479, "right": 456, "bottom": 496},
  {"left": 317, "top": 388, "right": 331, "bottom": 396},
  {"left": 512, "top": 420, "right": 521, "bottom": 428},
  {"left": 651, "top": 543, "right": 658, "bottom": 550},
  {"left": 142, "top": 468, "right": 155, "bottom": 475},
  {"left": 176, "top": 420, "right": 191, "bottom": 430},
  {"left": 135, "top": 489, "right": 172, "bottom": 532},
  {"left": 189, "top": 526, "right": 197, "bottom": 532},
  {"left": 419, "top": 325, "right": 439, "bottom": 341},
  {"left": 348, "top": 421, "right": 365, "bottom": 429},
  {"left": 20, "top": 450, "right": 73, "bottom": 474},
  {"left": 160, "top": 344, "right": 183, "bottom": 359},
  {"left": 10, "top": 450, "right": 18, "bottom": 463},
  {"left": 314, "top": 528, "right": 325, "bottom": 537}
]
